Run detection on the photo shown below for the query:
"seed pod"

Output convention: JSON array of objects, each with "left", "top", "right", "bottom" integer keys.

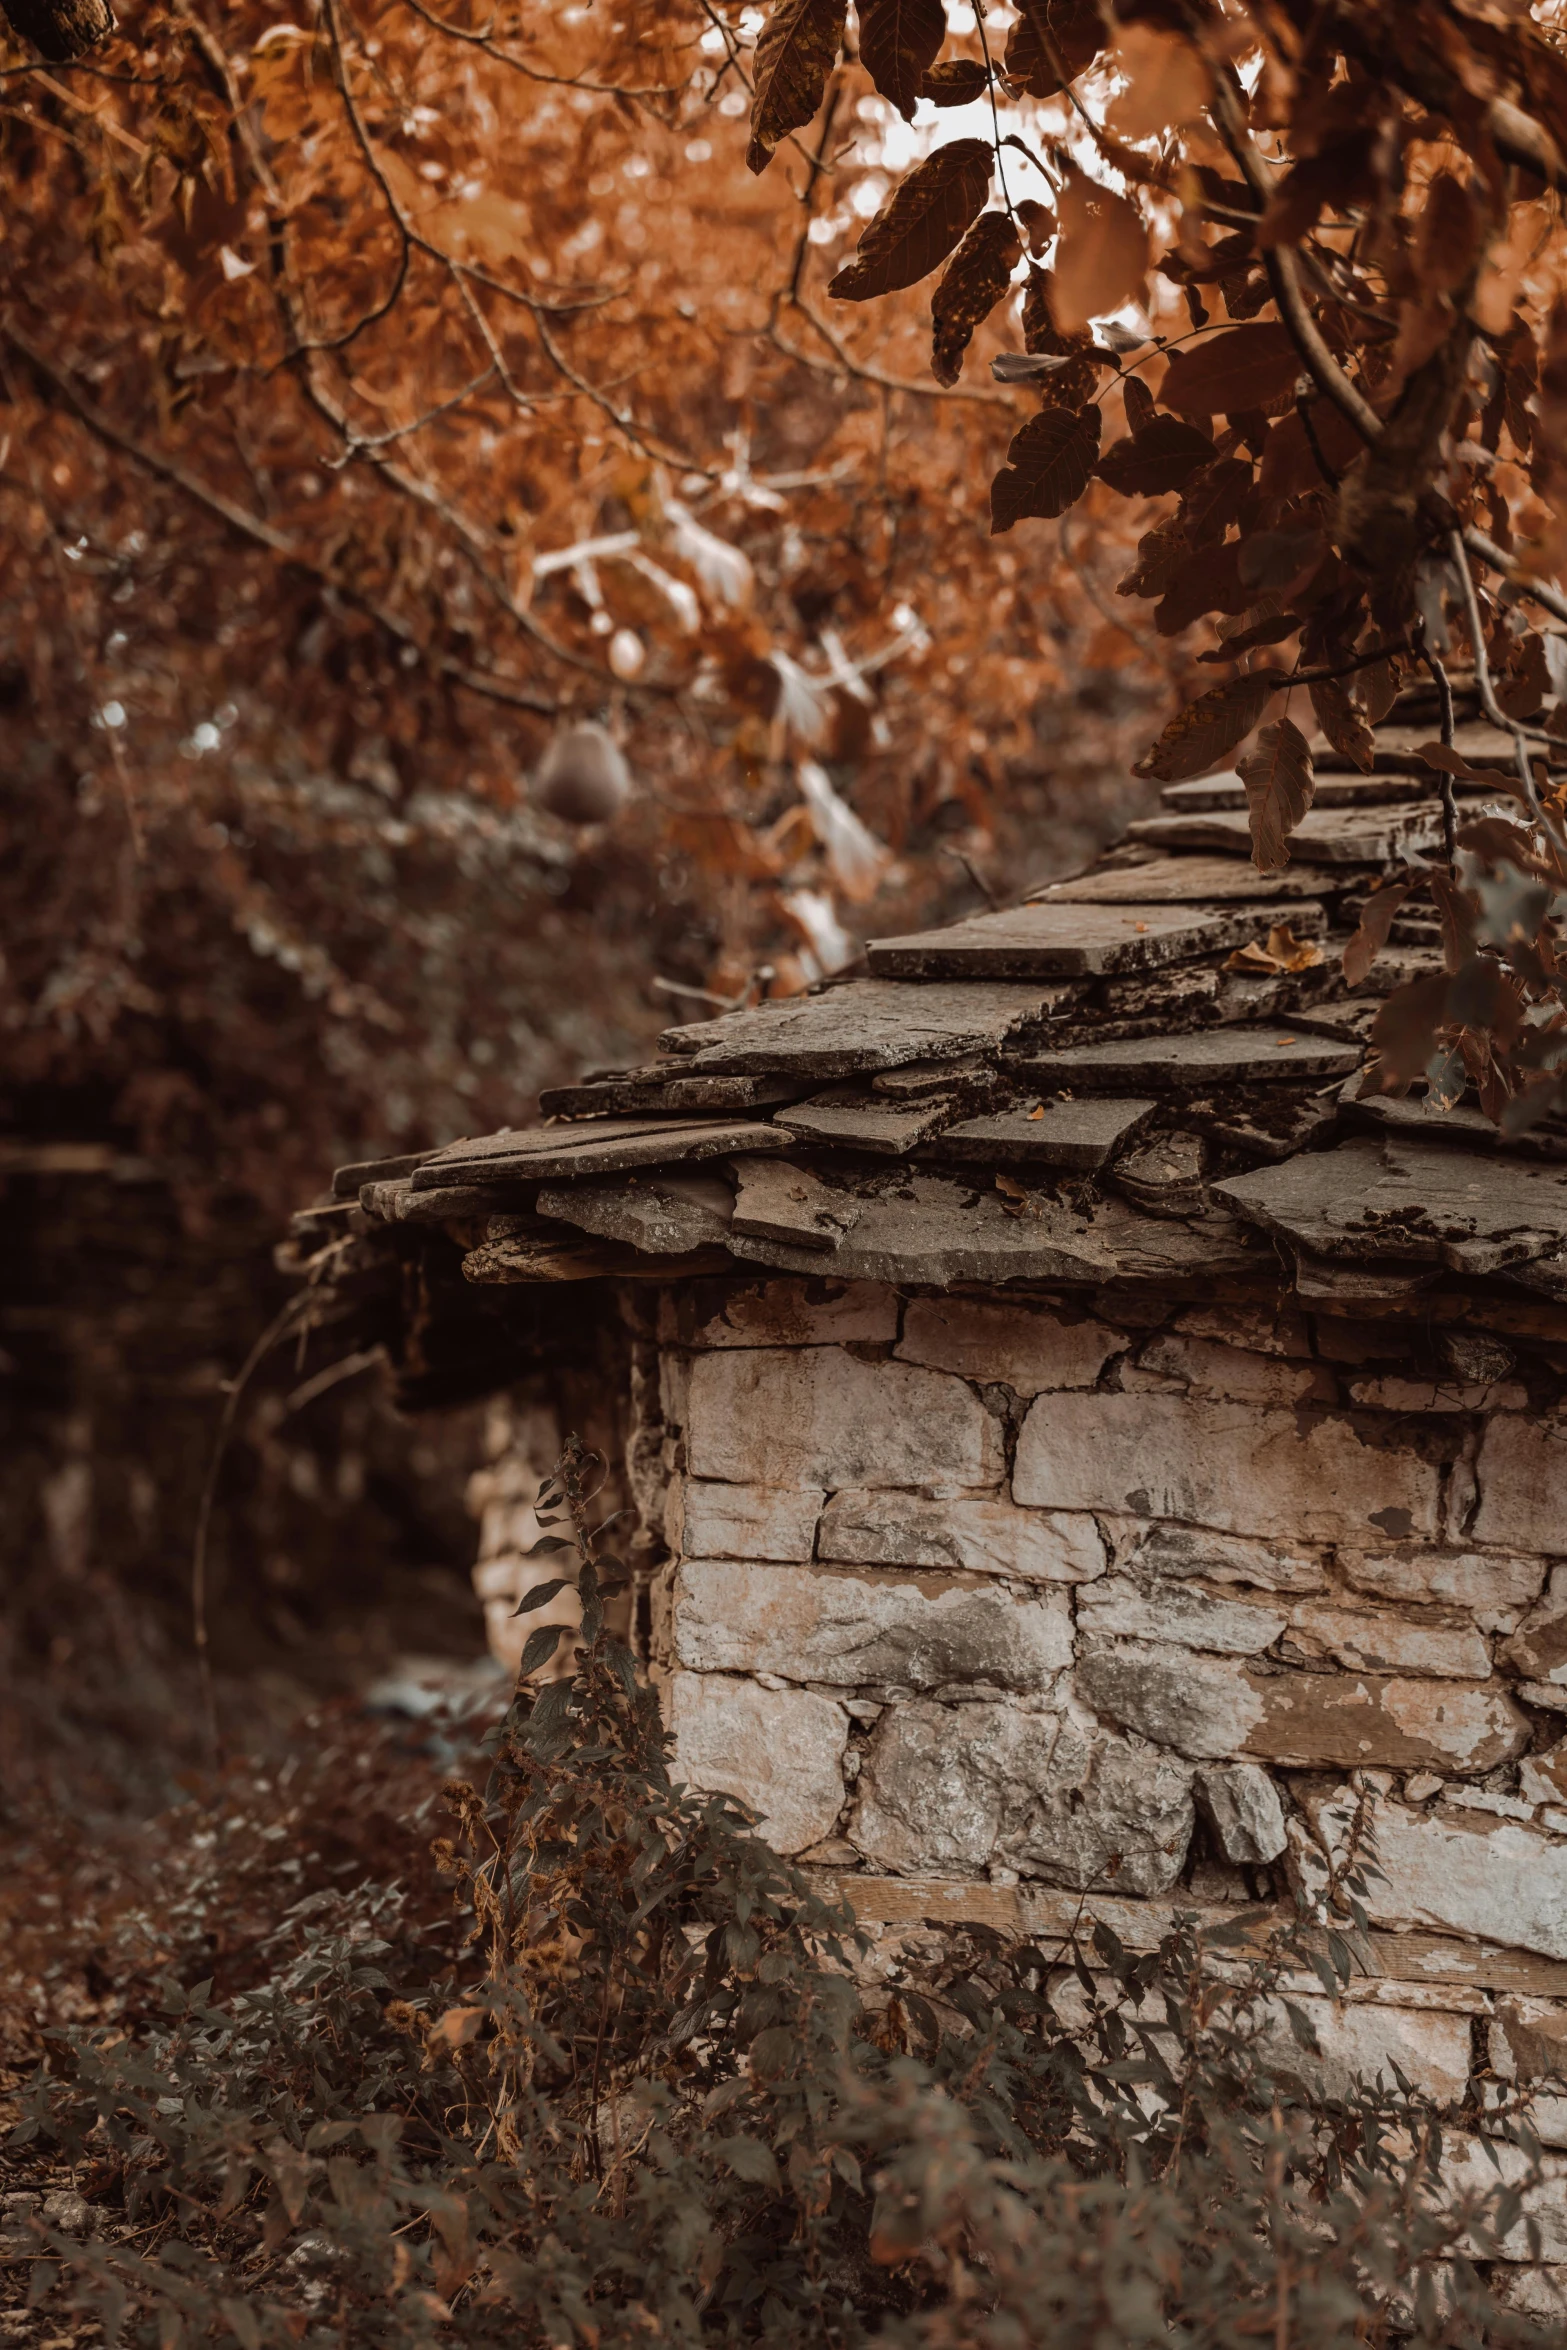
[{"left": 532, "top": 722, "right": 633, "bottom": 825}]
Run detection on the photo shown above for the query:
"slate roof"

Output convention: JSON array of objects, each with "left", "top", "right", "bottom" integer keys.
[{"left": 287, "top": 678, "right": 1567, "bottom": 1394}]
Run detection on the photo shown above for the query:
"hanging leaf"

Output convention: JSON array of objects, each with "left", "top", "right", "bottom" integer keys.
[
  {"left": 921, "top": 56, "right": 989, "bottom": 104},
  {"left": 517, "top": 1622, "right": 566, "bottom": 1678},
  {"left": 1015, "top": 196, "right": 1056, "bottom": 256},
  {"left": 931, "top": 209, "right": 1022, "bottom": 385},
  {"left": 1159, "top": 323, "right": 1301, "bottom": 417},
  {"left": 829, "top": 138, "right": 993, "bottom": 300},
  {"left": 1309, "top": 675, "right": 1376, "bottom": 772},
  {"left": 1237, "top": 715, "right": 1315, "bottom": 872},
  {"left": 746, "top": 0, "right": 846, "bottom": 176},
  {"left": 990, "top": 403, "right": 1102, "bottom": 532},
  {"left": 859, "top": 0, "right": 946, "bottom": 119},
  {"left": 1131, "top": 670, "right": 1279, "bottom": 782},
  {"left": 1363, "top": 972, "right": 1453, "bottom": 1094},
  {"left": 1051, "top": 173, "right": 1147, "bottom": 334},
  {"left": 511, "top": 1577, "right": 574, "bottom": 1616},
  {"left": 1096, "top": 414, "right": 1215, "bottom": 495},
  {"left": 1122, "top": 373, "right": 1156, "bottom": 433},
  {"left": 1416, "top": 172, "right": 1479, "bottom": 298},
  {"left": 1343, "top": 881, "right": 1413, "bottom": 987},
  {"left": 1004, "top": 0, "right": 1105, "bottom": 100}
]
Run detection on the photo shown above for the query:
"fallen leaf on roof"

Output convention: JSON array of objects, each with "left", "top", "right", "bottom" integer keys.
[{"left": 1224, "top": 922, "right": 1325, "bottom": 975}]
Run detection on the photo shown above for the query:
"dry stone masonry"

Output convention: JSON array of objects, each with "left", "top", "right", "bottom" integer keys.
[{"left": 287, "top": 675, "right": 1567, "bottom": 2301}]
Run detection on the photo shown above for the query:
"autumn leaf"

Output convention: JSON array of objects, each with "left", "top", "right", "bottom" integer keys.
[
  {"left": 1416, "top": 172, "right": 1479, "bottom": 297},
  {"left": 1004, "top": 0, "right": 1105, "bottom": 100},
  {"left": 931, "top": 210, "right": 1022, "bottom": 386},
  {"left": 990, "top": 403, "right": 1102, "bottom": 532},
  {"left": 1308, "top": 675, "right": 1375, "bottom": 773},
  {"left": 1016, "top": 197, "right": 1056, "bottom": 257},
  {"left": 1051, "top": 174, "right": 1147, "bottom": 335},
  {"left": 1122, "top": 374, "right": 1156, "bottom": 433},
  {"left": 1343, "top": 880, "right": 1413, "bottom": 988},
  {"left": 1105, "top": 26, "right": 1210, "bottom": 139},
  {"left": 1131, "top": 670, "right": 1279, "bottom": 782},
  {"left": 829, "top": 139, "right": 994, "bottom": 300},
  {"left": 1237, "top": 714, "right": 1315, "bottom": 873},
  {"left": 859, "top": 0, "right": 946, "bottom": 121},
  {"left": 1096, "top": 414, "right": 1214, "bottom": 496},
  {"left": 746, "top": 0, "right": 846, "bottom": 175},
  {"left": 921, "top": 57, "right": 989, "bottom": 104},
  {"left": 1158, "top": 323, "right": 1301, "bottom": 417},
  {"left": 1363, "top": 972, "right": 1452, "bottom": 1095}
]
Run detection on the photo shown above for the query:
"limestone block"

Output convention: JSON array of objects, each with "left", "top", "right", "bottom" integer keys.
[
  {"left": 1496, "top": 1995, "right": 1567, "bottom": 2082},
  {"left": 1108, "top": 1519, "right": 1326, "bottom": 1595},
  {"left": 659, "top": 1277, "right": 899, "bottom": 1348},
  {"left": 1490, "top": 2267, "right": 1567, "bottom": 2326},
  {"left": 1079, "top": 1640, "right": 1528, "bottom": 1771},
  {"left": 1172, "top": 1302, "right": 1313, "bottom": 1358},
  {"left": 1339, "top": 1548, "right": 1544, "bottom": 1634},
  {"left": 1348, "top": 1373, "right": 1525, "bottom": 1412},
  {"left": 851, "top": 1699, "right": 1195, "bottom": 1895},
  {"left": 1195, "top": 1763, "right": 1287, "bottom": 1864},
  {"left": 664, "top": 1672, "right": 848, "bottom": 1854},
  {"left": 1253, "top": 1993, "right": 1472, "bottom": 2104},
  {"left": 895, "top": 1295, "right": 1124, "bottom": 1395},
  {"left": 672, "top": 1559, "right": 1073, "bottom": 1692},
  {"left": 1521, "top": 1746, "right": 1567, "bottom": 1807},
  {"left": 1281, "top": 1598, "right": 1492, "bottom": 1681},
  {"left": 1301, "top": 1787, "right": 1567, "bottom": 1961},
  {"left": 1135, "top": 1332, "right": 1335, "bottom": 1406},
  {"left": 1473, "top": 1414, "right": 1567, "bottom": 1555},
  {"left": 1501, "top": 1568, "right": 1567, "bottom": 1686},
  {"left": 818, "top": 1490, "right": 1104, "bottom": 1583},
  {"left": 671, "top": 1478, "right": 823, "bottom": 1562},
  {"left": 1014, "top": 1392, "right": 1443, "bottom": 1545},
  {"left": 687, "top": 1346, "right": 1004, "bottom": 1492},
  {"left": 1076, "top": 1575, "right": 1286, "bottom": 1655}
]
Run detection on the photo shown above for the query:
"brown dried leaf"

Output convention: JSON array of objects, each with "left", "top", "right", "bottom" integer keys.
[
  {"left": 1131, "top": 670, "right": 1280, "bottom": 782},
  {"left": 1343, "top": 879, "right": 1413, "bottom": 989},
  {"left": 1496, "top": 628, "right": 1550, "bottom": 719},
  {"left": 990, "top": 402, "right": 1102, "bottom": 532},
  {"left": 859, "top": 0, "right": 946, "bottom": 121},
  {"left": 931, "top": 209, "right": 1023, "bottom": 386},
  {"left": 1122, "top": 373, "right": 1156, "bottom": 433},
  {"left": 747, "top": 0, "right": 846, "bottom": 174},
  {"left": 1159, "top": 323, "right": 1301, "bottom": 417},
  {"left": 1052, "top": 174, "right": 1147, "bottom": 334},
  {"left": 1363, "top": 972, "right": 1452, "bottom": 1095},
  {"left": 1005, "top": 0, "right": 1105, "bottom": 100},
  {"left": 1416, "top": 172, "right": 1479, "bottom": 297},
  {"left": 1015, "top": 196, "right": 1056, "bottom": 257},
  {"left": 829, "top": 138, "right": 993, "bottom": 300},
  {"left": 921, "top": 56, "right": 990, "bottom": 104},
  {"left": 1238, "top": 714, "right": 1315, "bottom": 872},
  {"left": 1226, "top": 922, "right": 1323, "bottom": 974},
  {"left": 1096, "top": 413, "right": 1215, "bottom": 495},
  {"left": 1308, "top": 675, "right": 1375, "bottom": 773}
]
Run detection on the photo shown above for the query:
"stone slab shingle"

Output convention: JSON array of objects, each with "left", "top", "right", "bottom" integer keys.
[
  {"left": 928, "top": 1098, "right": 1156, "bottom": 1171},
  {"left": 1127, "top": 800, "right": 1443, "bottom": 865},
  {"left": 1035, "top": 856, "right": 1353, "bottom": 905},
  {"left": 659, "top": 980, "right": 1077, "bottom": 1077},
  {"left": 1218, "top": 1138, "right": 1567, "bottom": 1269},
  {"left": 1014, "top": 1028, "right": 1362, "bottom": 1090},
  {"left": 412, "top": 1116, "right": 790, "bottom": 1188},
  {"left": 1014, "top": 1390, "right": 1444, "bottom": 1544},
  {"left": 865, "top": 901, "right": 1256, "bottom": 980},
  {"left": 686, "top": 1345, "right": 1006, "bottom": 1491}
]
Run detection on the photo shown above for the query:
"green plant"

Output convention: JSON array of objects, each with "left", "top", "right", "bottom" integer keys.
[{"left": 7, "top": 1438, "right": 1555, "bottom": 2346}]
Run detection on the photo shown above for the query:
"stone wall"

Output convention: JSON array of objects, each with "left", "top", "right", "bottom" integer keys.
[{"left": 636, "top": 1270, "right": 1567, "bottom": 2298}]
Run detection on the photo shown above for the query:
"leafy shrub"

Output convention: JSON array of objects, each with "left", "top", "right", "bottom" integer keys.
[{"left": 6, "top": 1441, "right": 1554, "bottom": 2345}]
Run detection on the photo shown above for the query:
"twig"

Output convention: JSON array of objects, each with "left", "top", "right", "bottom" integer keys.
[
  {"left": 1449, "top": 529, "right": 1567, "bottom": 859},
  {"left": 1416, "top": 623, "right": 1459, "bottom": 870},
  {"left": 774, "top": 299, "right": 1016, "bottom": 409}
]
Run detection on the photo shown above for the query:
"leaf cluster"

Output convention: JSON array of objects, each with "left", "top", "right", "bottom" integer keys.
[{"left": 6, "top": 1440, "right": 1556, "bottom": 2347}]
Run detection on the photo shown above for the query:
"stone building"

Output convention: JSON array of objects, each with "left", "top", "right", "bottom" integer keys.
[{"left": 289, "top": 684, "right": 1567, "bottom": 2308}]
